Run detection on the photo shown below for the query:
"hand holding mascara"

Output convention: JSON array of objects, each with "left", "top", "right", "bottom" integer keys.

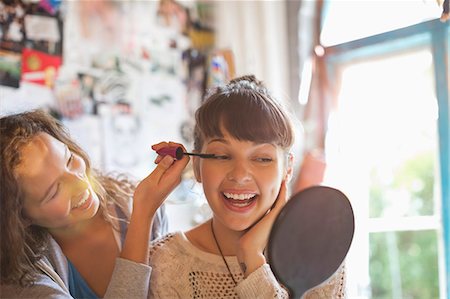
[{"left": 156, "top": 146, "right": 217, "bottom": 160}]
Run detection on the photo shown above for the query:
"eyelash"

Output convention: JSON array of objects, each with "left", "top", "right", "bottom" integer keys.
[
  {"left": 209, "top": 155, "right": 273, "bottom": 163},
  {"left": 50, "top": 183, "right": 61, "bottom": 200},
  {"left": 210, "top": 155, "right": 229, "bottom": 160},
  {"left": 256, "top": 157, "right": 273, "bottom": 163}
]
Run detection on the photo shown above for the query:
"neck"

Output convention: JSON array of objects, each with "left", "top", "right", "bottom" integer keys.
[
  {"left": 49, "top": 211, "right": 107, "bottom": 244},
  {"left": 210, "top": 218, "right": 244, "bottom": 256}
]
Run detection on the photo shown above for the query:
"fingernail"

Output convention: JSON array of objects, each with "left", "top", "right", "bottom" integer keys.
[{"left": 161, "top": 155, "right": 175, "bottom": 166}]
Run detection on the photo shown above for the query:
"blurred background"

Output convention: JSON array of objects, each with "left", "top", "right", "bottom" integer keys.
[{"left": 0, "top": 0, "right": 449, "bottom": 298}]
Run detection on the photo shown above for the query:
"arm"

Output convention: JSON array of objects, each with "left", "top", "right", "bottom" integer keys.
[
  {"left": 0, "top": 275, "right": 72, "bottom": 299},
  {"left": 236, "top": 181, "right": 290, "bottom": 298},
  {"left": 103, "top": 258, "right": 153, "bottom": 299},
  {"left": 106, "top": 142, "right": 188, "bottom": 298},
  {"left": 0, "top": 258, "right": 73, "bottom": 299},
  {"left": 120, "top": 142, "right": 189, "bottom": 265}
]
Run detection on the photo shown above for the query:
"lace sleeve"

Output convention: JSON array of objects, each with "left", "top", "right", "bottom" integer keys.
[{"left": 235, "top": 264, "right": 289, "bottom": 299}]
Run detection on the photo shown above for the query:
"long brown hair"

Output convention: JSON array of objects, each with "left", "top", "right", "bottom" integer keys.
[
  {"left": 0, "top": 110, "right": 132, "bottom": 286},
  {"left": 194, "top": 75, "right": 295, "bottom": 151}
]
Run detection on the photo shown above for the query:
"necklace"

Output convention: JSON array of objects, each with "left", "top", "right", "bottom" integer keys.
[{"left": 210, "top": 220, "right": 238, "bottom": 286}]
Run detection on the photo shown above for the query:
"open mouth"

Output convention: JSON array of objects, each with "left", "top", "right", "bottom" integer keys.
[
  {"left": 222, "top": 192, "right": 257, "bottom": 208},
  {"left": 72, "top": 189, "right": 91, "bottom": 209}
]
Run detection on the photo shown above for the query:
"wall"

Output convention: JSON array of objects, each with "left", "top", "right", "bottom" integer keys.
[{"left": 212, "top": 1, "right": 291, "bottom": 105}]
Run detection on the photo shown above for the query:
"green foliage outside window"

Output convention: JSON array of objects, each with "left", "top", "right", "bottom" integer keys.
[{"left": 369, "top": 151, "right": 438, "bottom": 298}]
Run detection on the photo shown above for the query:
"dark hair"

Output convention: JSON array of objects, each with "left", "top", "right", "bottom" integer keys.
[
  {"left": 0, "top": 110, "right": 133, "bottom": 286},
  {"left": 194, "top": 75, "right": 295, "bottom": 151}
]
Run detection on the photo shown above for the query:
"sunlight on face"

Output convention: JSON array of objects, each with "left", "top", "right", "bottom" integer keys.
[{"left": 15, "top": 133, "right": 100, "bottom": 232}]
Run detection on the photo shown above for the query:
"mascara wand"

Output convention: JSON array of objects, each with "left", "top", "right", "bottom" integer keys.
[{"left": 156, "top": 146, "right": 216, "bottom": 160}]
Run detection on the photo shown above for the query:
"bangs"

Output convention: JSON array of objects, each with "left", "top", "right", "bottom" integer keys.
[{"left": 194, "top": 92, "right": 294, "bottom": 150}]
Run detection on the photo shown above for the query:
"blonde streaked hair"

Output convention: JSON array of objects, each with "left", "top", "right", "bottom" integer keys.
[{"left": 0, "top": 109, "right": 132, "bottom": 286}]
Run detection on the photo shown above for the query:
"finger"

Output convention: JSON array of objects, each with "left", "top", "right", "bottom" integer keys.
[
  {"left": 152, "top": 141, "right": 184, "bottom": 152},
  {"left": 152, "top": 142, "right": 169, "bottom": 164},
  {"left": 271, "top": 181, "right": 288, "bottom": 214},
  {"left": 254, "top": 181, "right": 288, "bottom": 229},
  {"left": 151, "top": 150, "right": 190, "bottom": 190},
  {"left": 151, "top": 141, "right": 169, "bottom": 150},
  {"left": 145, "top": 155, "right": 175, "bottom": 184},
  {"left": 152, "top": 142, "right": 190, "bottom": 163}
]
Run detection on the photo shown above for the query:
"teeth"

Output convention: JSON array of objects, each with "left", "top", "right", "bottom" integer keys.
[
  {"left": 223, "top": 192, "right": 256, "bottom": 201},
  {"left": 74, "top": 190, "right": 89, "bottom": 208}
]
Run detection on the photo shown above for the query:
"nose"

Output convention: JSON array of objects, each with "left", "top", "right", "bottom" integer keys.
[{"left": 226, "top": 161, "right": 252, "bottom": 184}]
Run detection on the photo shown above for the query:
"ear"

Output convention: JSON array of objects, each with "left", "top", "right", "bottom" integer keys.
[
  {"left": 284, "top": 152, "right": 294, "bottom": 183},
  {"left": 193, "top": 156, "right": 202, "bottom": 183}
]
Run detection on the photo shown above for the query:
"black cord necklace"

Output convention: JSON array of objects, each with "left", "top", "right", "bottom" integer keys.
[{"left": 210, "top": 220, "right": 238, "bottom": 286}]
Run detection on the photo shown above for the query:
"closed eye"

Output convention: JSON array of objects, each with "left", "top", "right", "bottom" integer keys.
[
  {"left": 211, "top": 155, "right": 230, "bottom": 160},
  {"left": 49, "top": 183, "right": 60, "bottom": 200},
  {"left": 255, "top": 157, "right": 273, "bottom": 163}
]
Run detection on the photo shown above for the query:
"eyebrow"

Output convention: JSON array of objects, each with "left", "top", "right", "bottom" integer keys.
[{"left": 207, "top": 138, "right": 228, "bottom": 145}]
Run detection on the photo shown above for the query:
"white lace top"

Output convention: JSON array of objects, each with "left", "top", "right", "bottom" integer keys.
[{"left": 148, "top": 232, "right": 346, "bottom": 299}]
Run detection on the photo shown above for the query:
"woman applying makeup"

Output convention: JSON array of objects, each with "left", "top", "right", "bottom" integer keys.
[{"left": 0, "top": 110, "right": 189, "bottom": 298}]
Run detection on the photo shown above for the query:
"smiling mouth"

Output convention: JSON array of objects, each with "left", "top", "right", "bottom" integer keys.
[
  {"left": 223, "top": 192, "right": 257, "bottom": 207},
  {"left": 73, "top": 190, "right": 90, "bottom": 209}
]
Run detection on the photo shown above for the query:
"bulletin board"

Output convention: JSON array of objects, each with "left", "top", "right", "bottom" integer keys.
[{"left": 0, "top": 0, "right": 227, "bottom": 186}]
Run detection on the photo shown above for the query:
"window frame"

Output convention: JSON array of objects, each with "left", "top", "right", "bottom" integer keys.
[{"left": 323, "top": 18, "right": 449, "bottom": 298}]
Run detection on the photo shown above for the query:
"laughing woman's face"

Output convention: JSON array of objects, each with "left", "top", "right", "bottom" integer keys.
[
  {"left": 194, "top": 129, "right": 289, "bottom": 232},
  {"left": 16, "top": 133, "right": 100, "bottom": 233}
]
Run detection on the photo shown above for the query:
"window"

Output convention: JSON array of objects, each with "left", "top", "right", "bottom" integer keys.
[{"left": 322, "top": 11, "right": 449, "bottom": 299}]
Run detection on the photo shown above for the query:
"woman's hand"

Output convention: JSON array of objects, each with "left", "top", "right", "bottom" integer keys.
[
  {"left": 237, "top": 181, "right": 288, "bottom": 277},
  {"left": 121, "top": 141, "right": 189, "bottom": 264},
  {"left": 133, "top": 141, "right": 190, "bottom": 217}
]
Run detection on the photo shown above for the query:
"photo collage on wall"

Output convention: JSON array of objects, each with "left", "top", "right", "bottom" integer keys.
[
  {"left": 0, "top": 0, "right": 63, "bottom": 88},
  {"left": 0, "top": 0, "right": 236, "bottom": 201}
]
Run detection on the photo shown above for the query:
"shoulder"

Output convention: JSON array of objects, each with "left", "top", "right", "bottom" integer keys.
[
  {"left": 149, "top": 231, "right": 205, "bottom": 269},
  {"left": 149, "top": 232, "right": 179, "bottom": 260}
]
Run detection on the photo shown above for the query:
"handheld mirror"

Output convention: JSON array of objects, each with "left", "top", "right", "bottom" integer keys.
[{"left": 268, "top": 186, "right": 354, "bottom": 299}]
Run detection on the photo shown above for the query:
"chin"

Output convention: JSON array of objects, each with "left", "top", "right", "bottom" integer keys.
[{"left": 225, "top": 218, "right": 257, "bottom": 232}]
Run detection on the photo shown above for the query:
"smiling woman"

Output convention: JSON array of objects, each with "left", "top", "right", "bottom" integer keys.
[
  {"left": 0, "top": 109, "right": 189, "bottom": 298},
  {"left": 14, "top": 132, "right": 101, "bottom": 230},
  {"left": 148, "top": 75, "right": 346, "bottom": 298}
]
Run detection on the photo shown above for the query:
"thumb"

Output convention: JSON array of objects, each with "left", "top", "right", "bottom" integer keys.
[{"left": 147, "top": 155, "right": 175, "bottom": 184}]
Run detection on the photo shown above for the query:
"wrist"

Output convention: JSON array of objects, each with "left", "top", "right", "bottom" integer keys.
[
  {"left": 132, "top": 196, "right": 159, "bottom": 220},
  {"left": 238, "top": 252, "right": 266, "bottom": 278}
]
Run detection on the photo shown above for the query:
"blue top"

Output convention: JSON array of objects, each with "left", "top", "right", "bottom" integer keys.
[
  {"left": 67, "top": 259, "right": 98, "bottom": 299},
  {"left": 67, "top": 206, "right": 128, "bottom": 298}
]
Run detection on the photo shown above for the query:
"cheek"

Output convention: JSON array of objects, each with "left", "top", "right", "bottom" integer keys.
[
  {"left": 46, "top": 201, "right": 71, "bottom": 217},
  {"left": 25, "top": 200, "right": 71, "bottom": 226},
  {"left": 260, "top": 168, "right": 284, "bottom": 201},
  {"left": 200, "top": 164, "right": 223, "bottom": 185}
]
